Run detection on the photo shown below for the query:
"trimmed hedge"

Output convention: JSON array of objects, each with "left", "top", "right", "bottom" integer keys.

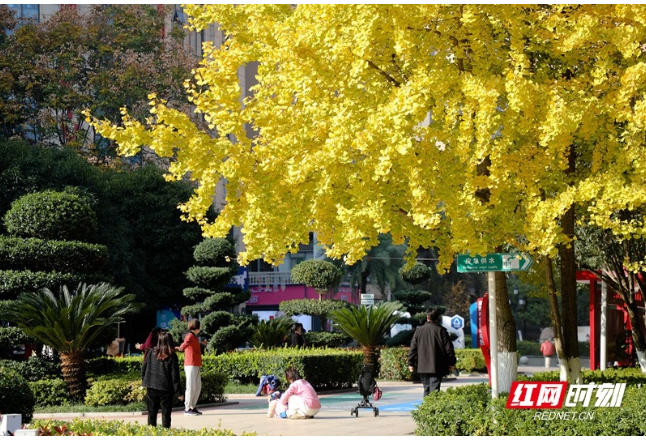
[
  {"left": 3, "top": 190, "right": 98, "bottom": 241},
  {"left": 0, "top": 356, "right": 61, "bottom": 381},
  {"left": 304, "top": 331, "right": 352, "bottom": 348},
  {"left": 27, "top": 419, "right": 241, "bottom": 436},
  {"left": 202, "top": 348, "right": 363, "bottom": 390},
  {"left": 379, "top": 347, "right": 487, "bottom": 380},
  {"left": 30, "top": 379, "right": 71, "bottom": 407},
  {"left": 0, "top": 237, "right": 108, "bottom": 273},
  {"left": 412, "top": 380, "right": 646, "bottom": 435},
  {"left": 0, "top": 269, "right": 106, "bottom": 299}
]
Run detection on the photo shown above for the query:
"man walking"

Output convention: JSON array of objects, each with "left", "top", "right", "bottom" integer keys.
[{"left": 407, "top": 307, "right": 456, "bottom": 397}]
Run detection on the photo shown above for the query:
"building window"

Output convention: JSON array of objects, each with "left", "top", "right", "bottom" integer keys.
[{"left": 7, "top": 4, "right": 39, "bottom": 28}]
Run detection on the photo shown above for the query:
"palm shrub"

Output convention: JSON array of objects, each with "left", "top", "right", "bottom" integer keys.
[
  {"left": 248, "top": 316, "right": 293, "bottom": 348},
  {"left": 0, "top": 282, "right": 141, "bottom": 401},
  {"left": 329, "top": 301, "right": 404, "bottom": 370}
]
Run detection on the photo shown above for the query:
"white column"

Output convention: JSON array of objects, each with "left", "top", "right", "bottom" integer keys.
[
  {"left": 600, "top": 279, "right": 607, "bottom": 371},
  {"left": 488, "top": 272, "right": 498, "bottom": 398}
]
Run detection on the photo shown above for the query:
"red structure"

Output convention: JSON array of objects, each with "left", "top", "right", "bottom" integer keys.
[{"left": 577, "top": 270, "right": 645, "bottom": 370}]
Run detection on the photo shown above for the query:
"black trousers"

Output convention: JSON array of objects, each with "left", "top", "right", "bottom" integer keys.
[
  {"left": 146, "top": 388, "right": 173, "bottom": 428},
  {"left": 419, "top": 373, "right": 442, "bottom": 397}
]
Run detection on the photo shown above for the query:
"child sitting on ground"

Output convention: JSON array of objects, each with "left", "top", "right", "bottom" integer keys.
[{"left": 266, "top": 367, "right": 321, "bottom": 419}]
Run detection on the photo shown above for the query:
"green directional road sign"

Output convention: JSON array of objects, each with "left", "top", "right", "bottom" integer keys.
[{"left": 457, "top": 252, "right": 533, "bottom": 273}]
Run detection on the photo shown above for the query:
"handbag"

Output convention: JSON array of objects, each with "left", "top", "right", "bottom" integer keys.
[{"left": 372, "top": 384, "right": 382, "bottom": 401}]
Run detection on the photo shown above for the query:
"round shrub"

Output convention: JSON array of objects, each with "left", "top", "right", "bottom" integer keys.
[
  {"left": 185, "top": 266, "right": 236, "bottom": 287},
  {"left": 0, "top": 365, "right": 36, "bottom": 422},
  {"left": 29, "top": 378, "right": 70, "bottom": 407},
  {"left": 291, "top": 260, "right": 342, "bottom": 290},
  {"left": 399, "top": 262, "right": 432, "bottom": 285},
  {"left": 193, "top": 238, "right": 236, "bottom": 266},
  {"left": 84, "top": 379, "right": 143, "bottom": 406},
  {"left": 3, "top": 190, "right": 98, "bottom": 241}
]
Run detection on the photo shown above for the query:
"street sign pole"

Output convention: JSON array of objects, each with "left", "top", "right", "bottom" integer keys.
[{"left": 488, "top": 272, "right": 498, "bottom": 398}]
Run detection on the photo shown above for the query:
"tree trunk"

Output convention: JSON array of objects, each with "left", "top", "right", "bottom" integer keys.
[
  {"left": 495, "top": 270, "right": 517, "bottom": 392},
  {"left": 362, "top": 345, "right": 376, "bottom": 371},
  {"left": 59, "top": 351, "right": 87, "bottom": 401},
  {"left": 559, "top": 204, "right": 582, "bottom": 383}
]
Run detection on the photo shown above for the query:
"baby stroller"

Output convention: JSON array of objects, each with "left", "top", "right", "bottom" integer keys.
[{"left": 350, "top": 365, "right": 379, "bottom": 417}]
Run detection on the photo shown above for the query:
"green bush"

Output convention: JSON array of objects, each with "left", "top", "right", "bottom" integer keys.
[
  {"left": 28, "top": 419, "right": 240, "bottom": 436},
  {"left": 30, "top": 379, "right": 71, "bottom": 407},
  {"left": 248, "top": 317, "right": 292, "bottom": 348},
  {"left": 203, "top": 347, "right": 363, "bottom": 390},
  {"left": 385, "top": 329, "right": 414, "bottom": 347},
  {"left": 304, "top": 331, "right": 352, "bottom": 348},
  {"left": 3, "top": 190, "right": 98, "bottom": 241},
  {"left": 0, "top": 325, "right": 34, "bottom": 347},
  {"left": 199, "top": 370, "right": 228, "bottom": 404},
  {"left": 85, "top": 356, "right": 143, "bottom": 378},
  {"left": 379, "top": 347, "right": 414, "bottom": 381},
  {"left": 517, "top": 340, "right": 541, "bottom": 356},
  {"left": 0, "top": 366, "right": 36, "bottom": 422},
  {"left": 399, "top": 262, "right": 432, "bottom": 285},
  {"left": 193, "top": 238, "right": 237, "bottom": 266},
  {"left": 279, "top": 299, "right": 349, "bottom": 318},
  {"left": 379, "top": 347, "right": 487, "bottom": 380},
  {"left": 0, "top": 356, "right": 61, "bottom": 381},
  {"left": 291, "top": 260, "right": 342, "bottom": 290},
  {"left": 0, "top": 237, "right": 108, "bottom": 273},
  {"left": 0, "top": 269, "right": 104, "bottom": 299},
  {"left": 411, "top": 381, "right": 646, "bottom": 435},
  {"left": 185, "top": 266, "right": 236, "bottom": 288},
  {"left": 84, "top": 378, "right": 143, "bottom": 406}
]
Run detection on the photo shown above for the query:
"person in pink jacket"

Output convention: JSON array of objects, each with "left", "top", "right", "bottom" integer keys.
[{"left": 269, "top": 367, "right": 321, "bottom": 419}]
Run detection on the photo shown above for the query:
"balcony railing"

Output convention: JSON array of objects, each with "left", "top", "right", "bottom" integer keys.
[{"left": 248, "top": 271, "right": 293, "bottom": 287}]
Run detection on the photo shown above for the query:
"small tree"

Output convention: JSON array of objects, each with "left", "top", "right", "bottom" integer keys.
[
  {"left": 291, "top": 259, "right": 342, "bottom": 301},
  {"left": 329, "top": 301, "right": 404, "bottom": 370}
]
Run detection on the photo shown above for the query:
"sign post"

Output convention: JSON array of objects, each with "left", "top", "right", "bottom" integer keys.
[
  {"left": 457, "top": 253, "right": 533, "bottom": 273},
  {"left": 360, "top": 293, "right": 374, "bottom": 306},
  {"left": 457, "top": 252, "right": 534, "bottom": 399}
]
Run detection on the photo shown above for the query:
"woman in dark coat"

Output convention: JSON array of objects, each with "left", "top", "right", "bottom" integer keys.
[{"left": 141, "top": 332, "right": 184, "bottom": 428}]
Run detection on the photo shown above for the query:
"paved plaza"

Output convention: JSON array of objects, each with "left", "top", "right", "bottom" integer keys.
[{"left": 32, "top": 359, "right": 572, "bottom": 437}]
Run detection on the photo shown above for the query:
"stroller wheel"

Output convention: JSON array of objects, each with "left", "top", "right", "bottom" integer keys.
[{"left": 374, "top": 408, "right": 379, "bottom": 417}]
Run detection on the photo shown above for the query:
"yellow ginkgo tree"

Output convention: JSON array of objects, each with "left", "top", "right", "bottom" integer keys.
[{"left": 88, "top": 5, "right": 646, "bottom": 385}]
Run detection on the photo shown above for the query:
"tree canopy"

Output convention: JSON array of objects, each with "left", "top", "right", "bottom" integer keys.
[{"left": 89, "top": 5, "right": 646, "bottom": 274}]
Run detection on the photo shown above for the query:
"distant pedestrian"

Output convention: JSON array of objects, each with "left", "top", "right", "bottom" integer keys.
[
  {"left": 136, "top": 326, "right": 162, "bottom": 355},
  {"left": 176, "top": 319, "right": 204, "bottom": 416},
  {"left": 141, "top": 332, "right": 184, "bottom": 428},
  {"left": 407, "top": 307, "right": 456, "bottom": 397},
  {"left": 290, "top": 323, "right": 306, "bottom": 348}
]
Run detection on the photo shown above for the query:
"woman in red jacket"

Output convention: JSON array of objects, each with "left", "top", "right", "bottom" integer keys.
[{"left": 176, "top": 319, "right": 204, "bottom": 416}]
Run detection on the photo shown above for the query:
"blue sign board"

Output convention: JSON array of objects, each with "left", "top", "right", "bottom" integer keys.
[{"left": 450, "top": 315, "right": 464, "bottom": 330}]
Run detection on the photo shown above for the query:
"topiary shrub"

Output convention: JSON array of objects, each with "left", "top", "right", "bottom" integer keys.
[
  {"left": 0, "top": 355, "right": 61, "bottom": 381},
  {"left": 0, "top": 365, "right": 36, "bottom": 422},
  {"left": 399, "top": 262, "right": 432, "bottom": 285},
  {"left": 193, "top": 238, "right": 236, "bottom": 266},
  {"left": 3, "top": 190, "right": 98, "bottom": 241},
  {"left": 385, "top": 329, "right": 414, "bottom": 347},
  {"left": 291, "top": 260, "right": 342, "bottom": 292}
]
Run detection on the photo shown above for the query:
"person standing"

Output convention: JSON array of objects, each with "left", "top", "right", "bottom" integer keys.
[
  {"left": 136, "top": 326, "right": 162, "bottom": 355},
  {"left": 141, "top": 332, "right": 184, "bottom": 428},
  {"left": 176, "top": 319, "right": 203, "bottom": 416},
  {"left": 407, "top": 307, "right": 456, "bottom": 397}
]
